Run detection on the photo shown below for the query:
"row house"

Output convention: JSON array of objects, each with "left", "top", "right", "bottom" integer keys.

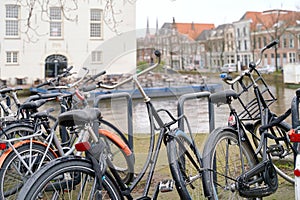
[
  {"left": 197, "top": 24, "right": 235, "bottom": 71},
  {"left": 199, "top": 9, "right": 300, "bottom": 71},
  {"left": 137, "top": 18, "right": 214, "bottom": 70},
  {"left": 0, "top": 0, "right": 136, "bottom": 85},
  {"left": 250, "top": 10, "right": 300, "bottom": 69}
]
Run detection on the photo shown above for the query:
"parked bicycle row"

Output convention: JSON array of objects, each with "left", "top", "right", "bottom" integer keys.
[{"left": 0, "top": 40, "right": 298, "bottom": 199}]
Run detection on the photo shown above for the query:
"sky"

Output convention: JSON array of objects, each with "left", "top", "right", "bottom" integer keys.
[{"left": 136, "top": 0, "right": 300, "bottom": 29}]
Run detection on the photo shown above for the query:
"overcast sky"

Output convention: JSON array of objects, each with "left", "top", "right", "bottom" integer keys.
[{"left": 136, "top": 0, "right": 300, "bottom": 29}]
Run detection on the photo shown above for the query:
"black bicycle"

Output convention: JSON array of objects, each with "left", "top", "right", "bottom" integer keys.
[
  {"left": 16, "top": 50, "right": 206, "bottom": 200},
  {"left": 202, "top": 39, "right": 297, "bottom": 199}
]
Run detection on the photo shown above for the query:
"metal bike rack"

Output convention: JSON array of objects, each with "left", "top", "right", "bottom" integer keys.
[
  {"left": 93, "top": 92, "right": 134, "bottom": 150},
  {"left": 177, "top": 91, "right": 215, "bottom": 133},
  {"left": 93, "top": 91, "right": 214, "bottom": 151}
]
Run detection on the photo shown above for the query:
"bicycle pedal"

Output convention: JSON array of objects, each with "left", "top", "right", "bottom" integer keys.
[
  {"left": 159, "top": 179, "right": 174, "bottom": 192},
  {"left": 267, "top": 144, "right": 284, "bottom": 156}
]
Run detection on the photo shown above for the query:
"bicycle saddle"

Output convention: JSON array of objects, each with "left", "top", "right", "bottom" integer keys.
[
  {"left": 209, "top": 89, "right": 238, "bottom": 105},
  {"left": 19, "top": 99, "right": 48, "bottom": 110},
  {"left": 0, "top": 87, "right": 23, "bottom": 94},
  {"left": 58, "top": 108, "right": 102, "bottom": 127}
]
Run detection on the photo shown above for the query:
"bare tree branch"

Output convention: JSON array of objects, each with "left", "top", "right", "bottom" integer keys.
[{"left": 13, "top": 0, "right": 136, "bottom": 42}]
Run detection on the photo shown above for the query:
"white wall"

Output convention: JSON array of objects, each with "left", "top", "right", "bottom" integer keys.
[{"left": 0, "top": 0, "right": 136, "bottom": 85}]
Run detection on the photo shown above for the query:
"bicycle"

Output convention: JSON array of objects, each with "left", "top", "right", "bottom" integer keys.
[
  {"left": 17, "top": 50, "right": 206, "bottom": 200},
  {"left": 201, "top": 39, "right": 297, "bottom": 199},
  {"left": 0, "top": 66, "right": 77, "bottom": 144},
  {"left": 16, "top": 106, "right": 123, "bottom": 200},
  {"left": 0, "top": 68, "right": 136, "bottom": 199}
]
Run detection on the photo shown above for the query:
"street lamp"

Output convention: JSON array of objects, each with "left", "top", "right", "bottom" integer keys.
[{"left": 54, "top": 59, "right": 58, "bottom": 77}]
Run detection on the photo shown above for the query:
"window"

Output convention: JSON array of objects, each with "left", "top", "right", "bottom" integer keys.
[
  {"left": 244, "top": 40, "right": 247, "bottom": 50},
  {"left": 289, "top": 52, "right": 296, "bottom": 63},
  {"left": 282, "top": 35, "right": 287, "bottom": 48},
  {"left": 6, "top": 51, "right": 19, "bottom": 64},
  {"left": 5, "top": 4, "right": 20, "bottom": 37},
  {"left": 283, "top": 53, "right": 287, "bottom": 65},
  {"left": 90, "top": 9, "right": 103, "bottom": 38},
  {"left": 243, "top": 27, "right": 247, "bottom": 36},
  {"left": 264, "top": 54, "right": 268, "bottom": 65},
  {"left": 256, "top": 24, "right": 262, "bottom": 31},
  {"left": 91, "top": 51, "right": 102, "bottom": 63},
  {"left": 258, "top": 37, "right": 262, "bottom": 49},
  {"left": 263, "top": 37, "right": 267, "bottom": 46},
  {"left": 50, "top": 7, "right": 62, "bottom": 37},
  {"left": 289, "top": 34, "right": 294, "bottom": 48}
]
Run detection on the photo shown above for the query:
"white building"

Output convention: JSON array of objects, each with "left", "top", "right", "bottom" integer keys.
[
  {"left": 233, "top": 18, "right": 253, "bottom": 70},
  {"left": 0, "top": 0, "right": 136, "bottom": 85}
]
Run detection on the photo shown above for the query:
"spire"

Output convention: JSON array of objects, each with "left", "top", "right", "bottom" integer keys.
[
  {"left": 172, "top": 17, "right": 177, "bottom": 30},
  {"left": 146, "top": 17, "right": 150, "bottom": 35},
  {"left": 191, "top": 21, "right": 195, "bottom": 30},
  {"left": 155, "top": 18, "right": 159, "bottom": 35}
]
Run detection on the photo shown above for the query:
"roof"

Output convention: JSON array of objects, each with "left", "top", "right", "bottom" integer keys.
[
  {"left": 239, "top": 10, "right": 300, "bottom": 31},
  {"left": 161, "top": 22, "right": 215, "bottom": 40},
  {"left": 196, "top": 29, "right": 211, "bottom": 41}
]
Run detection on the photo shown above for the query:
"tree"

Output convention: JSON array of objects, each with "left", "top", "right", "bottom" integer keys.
[
  {"left": 253, "top": 9, "right": 300, "bottom": 71},
  {"left": 12, "top": 0, "right": 136, "bottom": 42}
]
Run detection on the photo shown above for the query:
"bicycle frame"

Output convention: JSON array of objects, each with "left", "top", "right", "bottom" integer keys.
[
  {"left": 0, "top": 116, "right": 100, "bottom": 176},
  {"left": 103, "top": 73, "right": 201, "bottom": 199},
  {"left": 208, "top": 40, "right": 295, "bottom": 198}
]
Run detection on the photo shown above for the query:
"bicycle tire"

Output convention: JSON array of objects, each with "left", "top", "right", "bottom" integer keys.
[
  {"left": 17, "top": 156, "right": 122, "bottom": 200},
  {"left": 252, "top": 120, "right": 294, "bottom": 184},
  {"left": 0, "top": 123, "right": 34, "bottom": 139},
  {"left": 0, "top": 113, "right": 56, "bottom": 141},
  {"left": 0, "top": 142, "right": 57, "bottom": 199},
  {"left": 202, "top": 127, "right": 259, "bottom": 199},
  {"left": 99, "top": 119, "right": 135, "bottom": 184},
  {"left": 167, "top": 129, "right": 205, "bottom": 199}
]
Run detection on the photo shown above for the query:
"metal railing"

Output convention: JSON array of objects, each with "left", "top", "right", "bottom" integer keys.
[{"left": 177, "top": 91, "right": 215, "bottom": 133}]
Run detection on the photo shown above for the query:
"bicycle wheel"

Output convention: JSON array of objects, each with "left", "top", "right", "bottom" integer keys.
[
  {"left": 17, "top": 157, "right": 122, "bottom": 200},
  {"left": 0, "top": 142, "right": 57, "bottom": 199},
  {"left": 251, "top": 120, "right": 294, "bottom": 184},
  {"left": 0, "top": 123, "right": 34, "bottom": 155},
  {"left": 202, "top": 127, "right": 259, "bottom": 199},
  {"left": 0, "top": 123, "right": 34, "bottom": 139},
  {"left": 99, "top": 119, "right": 135, "bottom": 184},
  {"left": 167, "top": 129, "right": 205, "bottom": 199}
]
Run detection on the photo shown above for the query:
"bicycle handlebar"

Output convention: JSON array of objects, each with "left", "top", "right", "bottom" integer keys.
[
  {"left": 36, "top": 66, "right": 74, "bottom": 88},
  {"left": 264, "top": 39, "right": 279, "bottom": 51},
  {"left": 86, "top": 71, "right": 106, "bottom": 83},
  {"left": 82, "top": 50, "right": 161, "bottom": 91}
]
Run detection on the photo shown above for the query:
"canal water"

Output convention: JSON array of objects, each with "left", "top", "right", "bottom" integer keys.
[
  {"left": 96, "top": 80, "right": 297, "bottom": 135},
  {"left": 23, "top": 78, "right": 297, "bottom": 135}
]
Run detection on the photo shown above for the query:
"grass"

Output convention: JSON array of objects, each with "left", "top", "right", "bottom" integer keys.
[
  {"left": 129, "top": 133, "right": 207, "bottom": 199},
  {"left": 130, "top": 133, "right": 294, "bottom": 199}
]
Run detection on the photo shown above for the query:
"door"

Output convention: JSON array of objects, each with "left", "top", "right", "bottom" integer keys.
[{"left": 45, "top": 54, "right": 67, "bottom": 78}]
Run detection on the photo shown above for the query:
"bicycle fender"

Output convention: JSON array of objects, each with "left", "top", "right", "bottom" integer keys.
[
  {"left": 0, "top": 140, "right": 58, "bottom": 168},
  {"left": 210, "top": 126, "right": 256, "bottom": 157},
  {"left": 210, "top": 126, "right": 236, "bottom": 134},
  {"left": 98, "top": 129, "right": 133, "bottom": 156},
  {"left": 0, "top": 122, "right": 34, "bottom": 134}
]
